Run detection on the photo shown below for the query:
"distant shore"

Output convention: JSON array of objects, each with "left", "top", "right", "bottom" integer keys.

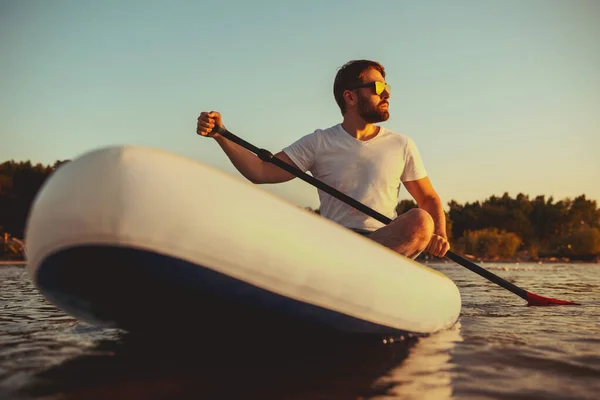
[
  {"left": 2, "top": 255, "right": 598, "bottom": 266},
  {"left": 419, "top": 254, "right": 600, "bottom": 264},
  {"left": 0, "top": 260, "right": 26, "bottom": 266}
]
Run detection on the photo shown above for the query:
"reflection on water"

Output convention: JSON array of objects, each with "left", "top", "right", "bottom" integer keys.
[
  {"left": 1, "top": 262, "right": 600, "bottom": 399},
  {"left": 372, "top": 323, "right": 463, "bottom": 399},
  {"left": 19, "top": 332, "right": 421, "bottom": 400}
]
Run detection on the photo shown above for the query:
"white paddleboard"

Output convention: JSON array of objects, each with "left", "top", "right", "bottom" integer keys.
[{"left": 24, "top": 145, "right": 461, "bottom": 336}]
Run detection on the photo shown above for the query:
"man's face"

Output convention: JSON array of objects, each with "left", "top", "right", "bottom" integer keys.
[{"left": 355, "top": 68, "right": 390, "bottom": 123}]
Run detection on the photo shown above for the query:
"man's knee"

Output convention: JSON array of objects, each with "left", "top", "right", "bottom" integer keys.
[{"left": 404, "top": 208, "right": 434, "bottom": 243}]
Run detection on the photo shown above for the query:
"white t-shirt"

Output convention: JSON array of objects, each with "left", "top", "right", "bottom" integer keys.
[{"left": 283, "top": 124, "right": 427, "bottom": 232}]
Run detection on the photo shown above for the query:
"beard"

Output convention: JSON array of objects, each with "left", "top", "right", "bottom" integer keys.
[{"left": 357, "top": 94, "right": 389, "bottom": 123}]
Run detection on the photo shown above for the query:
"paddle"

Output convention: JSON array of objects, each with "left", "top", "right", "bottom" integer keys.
[{"left": 212, "top": 126, "right": 579, "bottom": 306}]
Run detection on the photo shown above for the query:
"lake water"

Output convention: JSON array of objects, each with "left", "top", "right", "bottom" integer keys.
[{"left": 1, "top": 261, "right": 599, "bottom": 399}]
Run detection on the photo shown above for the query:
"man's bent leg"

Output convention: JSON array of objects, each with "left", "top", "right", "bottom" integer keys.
[{"left": 367, "top": 209, "right": 434, "bottom": 259}]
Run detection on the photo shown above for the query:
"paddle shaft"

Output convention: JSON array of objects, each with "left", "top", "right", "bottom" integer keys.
[
  {"left": 214, "top": 127, "right": 572, "bottom": 305},
  {"left": 217, "top": 128, "right": 392, "bottom": 224}
]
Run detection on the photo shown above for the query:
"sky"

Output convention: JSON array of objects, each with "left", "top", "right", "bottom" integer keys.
[{"left": 2, "top": 0, "right": 599, "bottom": 210}]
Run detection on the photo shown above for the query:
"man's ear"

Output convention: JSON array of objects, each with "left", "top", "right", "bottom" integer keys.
[{"left": 343, "top": 89, "right": 357, "bottom": 107}]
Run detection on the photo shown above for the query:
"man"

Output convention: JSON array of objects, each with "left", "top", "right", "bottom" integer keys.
[{"left": 196, "top": 59, "right": 450, "bottom": 259}]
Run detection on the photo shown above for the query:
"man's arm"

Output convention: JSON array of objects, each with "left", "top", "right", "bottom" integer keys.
[
  {"left": 214, "top": 135, "right": 297, "bottom": 184},
  {"left": 403, "top": 177, "right": 450, "bottom": 256},
  {"left": 197, "top": 111, "right": 297, "bottom": 184}
]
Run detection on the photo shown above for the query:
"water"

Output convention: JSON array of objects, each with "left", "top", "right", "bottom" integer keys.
[{"left": 1, "top": 262, "right": 599, "bottom": 399}]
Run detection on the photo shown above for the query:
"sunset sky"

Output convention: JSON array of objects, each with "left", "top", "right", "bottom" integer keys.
[{"left": 2, "top": 0, "right": 598, "bottom": 209}]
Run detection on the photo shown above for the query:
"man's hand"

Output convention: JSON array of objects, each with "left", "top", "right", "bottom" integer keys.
[
  {"left": 425, "top": 234, "right": 450, "bottom": 258},
  {"left": 196, "top": 111, "right": 224, "bottom": 138}
]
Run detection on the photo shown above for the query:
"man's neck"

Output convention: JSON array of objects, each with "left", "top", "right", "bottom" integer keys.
[{"left": 341, "top": 116, "right": 380, "bottom": 141}]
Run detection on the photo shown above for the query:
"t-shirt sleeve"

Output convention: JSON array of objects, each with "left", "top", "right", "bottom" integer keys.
[
  {"left": 282, "top": 131, "right": 319, "bottom": 172},
  {"left": 401, "top": 137, "right": 428, "bottom": 182}
]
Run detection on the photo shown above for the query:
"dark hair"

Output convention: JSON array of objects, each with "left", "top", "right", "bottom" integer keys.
[{"left": 333, "top": 60, "right": 386, "bottom": 115}]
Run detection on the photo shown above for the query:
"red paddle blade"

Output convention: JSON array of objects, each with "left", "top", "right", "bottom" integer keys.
[{"left": 526, "top": 292, "right": 580, "bottom": 306}]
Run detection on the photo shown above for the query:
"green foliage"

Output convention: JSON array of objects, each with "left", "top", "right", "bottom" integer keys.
[
  {"left": 448, "top": 192, "right": 600, "bottom": 259},
  {"left": 456, "top": 228, "right": 522, "bottom": 259},
  {"left": 449, "top": 192, "right": 534, "bottom": 241},
  {"left": 0, "top": 159, "right": 69, "bottom": 238},
  {"left": 562, "top": 227, "right": 600, "bottom": 257},
  {"left": 396, "top": 199, "right": 417, "bottom": 214}
]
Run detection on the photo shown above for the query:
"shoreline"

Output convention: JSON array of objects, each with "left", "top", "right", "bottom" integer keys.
[
  {"left": 418, "top": 255, "right": 600, "bottom": 264},
  {"left": 2, "top": 257, "right": 598, "bottom": 266},
  {"left": 0, "top": 260, "right": 26, "bottom": 266}
]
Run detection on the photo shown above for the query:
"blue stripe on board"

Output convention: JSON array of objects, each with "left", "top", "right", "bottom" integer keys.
[{"left": 36, "top": 246, "right": 410, "bottom": 337}]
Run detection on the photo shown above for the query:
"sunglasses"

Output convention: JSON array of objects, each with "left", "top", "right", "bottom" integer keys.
[{"left": 348, "top": 81, "right": 391, "bottom": 96}]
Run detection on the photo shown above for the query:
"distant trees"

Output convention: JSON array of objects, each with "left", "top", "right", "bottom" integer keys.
[
  {"left": 448, "top": 192, "right": 600, "bottom": 260},
  {"left": 395, "top": 199, "right": 418, "bottom": 215},
  {"left": 1, "top": 159, "right": 599, "bottom": 261},
  {"left": 556, "top": 226, "right": 600, "bottom": 259},
  {"left": 0, "top": 160, "right": 69, "bottom": 239},
  {"left": 453, "top": 228, "right": 522, "bottom": 260}
]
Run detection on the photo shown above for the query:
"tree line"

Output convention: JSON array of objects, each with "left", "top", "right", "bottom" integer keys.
[
  {"left": 396, "top": 194, "right": 600, "bottom": 261},
  {"left": 0, "top": 160, "right": 70, "bottom": 240},
  {"left": 2, "top": 159, "right": 599, "bottom": 261}
]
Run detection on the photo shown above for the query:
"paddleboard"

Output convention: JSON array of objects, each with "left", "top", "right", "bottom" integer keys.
[{"left": 24, "top": 145, "right": 461, "bottom": 337}]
